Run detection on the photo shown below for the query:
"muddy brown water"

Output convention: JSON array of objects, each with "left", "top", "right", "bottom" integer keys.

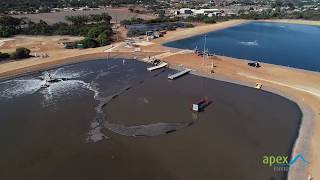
[{"left": 0, "top": 59, "right": 301, "bottom": 180}]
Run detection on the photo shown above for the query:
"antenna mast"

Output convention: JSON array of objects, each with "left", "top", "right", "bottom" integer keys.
[{"left": 203, "top": 35, "right": 207, "bottom": 61}]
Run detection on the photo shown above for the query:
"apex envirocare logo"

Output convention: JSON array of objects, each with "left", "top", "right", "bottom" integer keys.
[{"left": 262, "top": 153, "right": 309, "bottom": 172}]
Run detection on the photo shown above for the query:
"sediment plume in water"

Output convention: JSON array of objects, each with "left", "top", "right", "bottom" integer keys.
[
  {"left": 0, "top": 61, "right": 195, "bottom": 143},
  {"left": 86, "top": 65, "right": 194, "bottom": 141},
  {"left": 105, "top": 122, "right": 194, "bottom": 137}
]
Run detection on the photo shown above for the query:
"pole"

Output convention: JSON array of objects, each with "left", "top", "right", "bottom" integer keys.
[
  {"left": 203, "top": 35, "right": 207, "bottom": 61},
  {"left": 204, "top": 35, "right": 206, "bottom": 53}
]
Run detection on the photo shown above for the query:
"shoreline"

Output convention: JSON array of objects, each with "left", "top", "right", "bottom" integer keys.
[
  {"left": 153, "top": 19, "right": 249, "bottom": 44},
  {"left": 259, "top": 19, "right": 320, "bottom": 26},
  {"left": 0, "top": 51, "right": 158, "bottom": 81},
  {"left": 0, "top": 19, "right": 319, "bottom": 179}
]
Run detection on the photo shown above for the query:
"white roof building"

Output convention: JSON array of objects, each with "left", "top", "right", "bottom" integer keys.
[
  {"left": 193, "top": 9, "right": 220, "bottom": 15},
  {"left": 177, "top": 8, "right": 223, "bottom": 17},
  {"left": 179, "top": 8, "right": 193, "bottom": 14}
]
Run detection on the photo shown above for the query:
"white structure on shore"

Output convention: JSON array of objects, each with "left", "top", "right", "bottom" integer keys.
[
  {"left": 179, "top": 8, "right": 193, "bottom": 15},
  {"left": 192, "top": 9, "right": 220, "bottom": 15},
  {"left": 176, "top": 8, "right": 223, "bottom": 17}
]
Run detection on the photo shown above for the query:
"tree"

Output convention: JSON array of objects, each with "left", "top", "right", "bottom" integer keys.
[
  {"left": 287, "top": 2, "right": 295, "bottom": 10},
  {"left": 100, "top": 13, "right": 112, "bottom": 23},
  {"left": 26, "top": 20, "right": 52, "bottom": 35},
  {"left": 0, "top": 16, "right": 21, "bottom": 26},
  {"left": 80, "top": 37, "right": 99, "bottom": 48},
  {"left": 203, "top": 17, "right": 216, "bottom": 24},
  {"left": 97, "top": 30, "right": 111, "bottom": 46},
  {"left": 0, "top": 26, "right": 16, "bottom": 37},
  {"left": 89, "top": 13, "right": 112, "bottom": 23},
  {"left": 51, "top": 22, "right": 72, "bottom": 35},
  {"left": 0, "top": 16, "right": 21, "bottom": 37},
  {"left": 10, "top": 47, "right": 31, "bottom": 59},
  {"left": 87, "top": 26, "right": 106, "bottom": 38},
  {"left": 90, "top": 14, "right": 104, "bottom": 22},
  {"left": 65, "top": 15, "right": 89, "bottom": 26}
]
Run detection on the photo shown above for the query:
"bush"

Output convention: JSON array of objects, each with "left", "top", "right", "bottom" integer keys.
[
  {"left": 0, "top": 52, "right": 10, "bottom": 61},
  {"left": 120, "top": 18, "right": 145, "bottom": 25},
  {"left": 10, "top": 47, "right": 31, "bottom": 59},
  {"left": 87, "top": 24, "right": 112, "bottom": 38},
  {"left": 203, "top": 17, "right": 216, "bottom": 24},
  {"left": 51, "top": 22, "right": 71, "bottom": 35},
  {"left": 22, "top": 20, "right": 53, "bottom": 35},
  {"left": 185, "top": 15, "right": 217, "bottom": 24},
  {"left": 127, "top": 29, "right": 146, "bottom": 37},
  {"left": 0, "top": 26, "right": 16, "bottom": 37},
  {"left": 184, "top": 23, "right": 194, "bottom": 28}
]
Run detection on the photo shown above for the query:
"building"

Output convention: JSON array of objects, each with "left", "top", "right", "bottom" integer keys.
[
  {"left": 177, "top": 8, "right": 223, "bottom": 17},
  {"left": 179, "top": 8, "right": 193, "bottom": 15},
  {"left": 208, "top": 12, "right": 223, "bottom": 17},
  {"left": 193, "top": 9, "right": 220, "bottom": 15}
]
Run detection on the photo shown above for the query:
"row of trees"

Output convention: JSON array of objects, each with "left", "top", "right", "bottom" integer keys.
[
  {"left": 121, "top": 16, "right": 218, "bottom": 26},
  {"left": 123, "top": 17, "right": 194, "bottom": 37},
  {"left": 0, "top": 48, "right": 31, "bottom": 62},
  {"left": 240, "top": 9, "right": 320, "bottom": 20},
  {"left": 65, "top": 13, "right": 111, "bottom": 26},
  {"left": 120, "top": 17, "right": 182, "bottom": 26},
  {"left": 184, "top": 15, "right": 217, "bottom": 24}
]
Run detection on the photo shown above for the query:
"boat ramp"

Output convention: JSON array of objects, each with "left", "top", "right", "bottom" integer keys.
[
  {"left": 147, "top": 62, "right": 168, "bottom": 71},
  {"left": 168, "top": 69, "right": 191, "bottom": 80}
]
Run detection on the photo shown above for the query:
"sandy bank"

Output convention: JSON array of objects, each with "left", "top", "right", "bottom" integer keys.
[
  {"left": 153, "top": 19, "right": 248, "bottom": 44},
  {"left": 260, "top": 19, "right": 320, "bottom": 26},
  {"left": 0, "top": 35, "right": 161, "bottom": 80}
]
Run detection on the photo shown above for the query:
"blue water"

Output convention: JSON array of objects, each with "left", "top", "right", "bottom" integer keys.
[{"left": 165, "top": 22, "right": 320, "bottom": 72}]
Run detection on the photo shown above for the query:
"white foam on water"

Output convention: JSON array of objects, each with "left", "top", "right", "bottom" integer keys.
[
  {"left": 0, "top": 66, "right": 114, "bottom": 143},
  {"left": 239, "top": 40, "right": 259, "bottom": 46},
  {"left": 43, "top": 67, "right": 89, "bottom": 79},
  {"left": 0, "top": 66, "right": 93, "bottom": 100},
  {"left": 40, "top": 80, "right": 91, "bottom": 107},
  {"left": 0, "top": 79, "right": 43, "bottom": 98}
]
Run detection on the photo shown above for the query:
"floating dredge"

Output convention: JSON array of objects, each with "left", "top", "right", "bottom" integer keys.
[{"left": 40, "top": 73, "right": 70, "bottom": 88}]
